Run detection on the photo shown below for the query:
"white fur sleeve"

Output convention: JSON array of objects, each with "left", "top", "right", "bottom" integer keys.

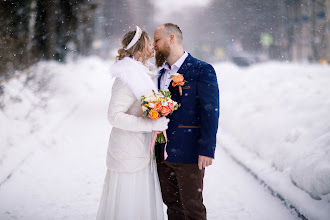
[
  {"left": 107, "top": 79, "right": 153, "bottom": 132},
  {"left": 109, "top": 57, "right": 158, "bottom": 100}
]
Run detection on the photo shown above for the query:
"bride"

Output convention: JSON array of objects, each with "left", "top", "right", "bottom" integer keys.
[{"left": 96, "top": 26, "right": 168, "bottom": 220}]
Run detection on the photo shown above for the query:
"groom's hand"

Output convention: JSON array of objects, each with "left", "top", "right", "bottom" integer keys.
[{"left": 198, "top": 155, "right": 213, "bottom": 170}]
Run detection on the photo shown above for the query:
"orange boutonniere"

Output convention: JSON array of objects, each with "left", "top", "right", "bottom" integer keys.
[{"left": 170, "top": 73, "right": 187, "bottom": 96}]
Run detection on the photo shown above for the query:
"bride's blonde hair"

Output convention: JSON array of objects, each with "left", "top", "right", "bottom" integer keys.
[{"left": 116, "top": 29, "right": 149, "bottom": 61}]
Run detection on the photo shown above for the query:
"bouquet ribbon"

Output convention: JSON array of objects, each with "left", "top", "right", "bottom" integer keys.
[{"left": 150, "top": 130, "right": 168, "bottom": 160}]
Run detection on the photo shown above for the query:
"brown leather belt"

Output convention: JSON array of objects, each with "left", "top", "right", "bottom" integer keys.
[{"left": 178, "top": 125, "right": 201, "bottom": 128}]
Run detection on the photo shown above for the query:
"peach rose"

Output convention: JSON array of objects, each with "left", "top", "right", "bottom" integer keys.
[
  {"left": 172, "top": 74, "right": 184, "bottom": 83},
  {"left": 154, "top": 102, "right": 163, "bottom": 112},
  {"left": 149, "top": 109, "right": 160, "bottom": 120},
  {"left": 168, "top": 102, "right": 174, "bottom": 111},
  {"left": 160, "top": 106, "right": 171, "bottom": 116}
]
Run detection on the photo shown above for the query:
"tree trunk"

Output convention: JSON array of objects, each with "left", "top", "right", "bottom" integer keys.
[
  {"left": 47, "top": 0, "right": 57, "bottom": 60},
  {"left": 311, "top": 0, "right": 319, "bottom": 61},
  {"left": 27, "top": 0, "right": 37, "bottom": 63}
]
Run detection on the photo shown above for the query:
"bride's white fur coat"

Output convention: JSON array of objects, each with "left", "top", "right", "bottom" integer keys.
[{"left": 106, "top": 57, "right": 158, "bottom": 172}]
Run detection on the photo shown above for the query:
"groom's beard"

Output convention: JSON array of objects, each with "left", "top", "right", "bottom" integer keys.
[{"left": 155, "top": 46, "right": 170, "bottom": 67}]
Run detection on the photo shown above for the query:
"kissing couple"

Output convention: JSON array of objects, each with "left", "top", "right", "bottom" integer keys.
[{"left": 96, "top": 23, "right": 219, "bottom": 220}]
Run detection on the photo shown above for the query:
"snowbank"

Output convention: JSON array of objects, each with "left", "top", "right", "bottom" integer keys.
[
  {"left": 0, "top": 57, "right": 110, "bottom": 183},
  {"left": 216, "top": 61, "right": 330, "bottom": 218}
]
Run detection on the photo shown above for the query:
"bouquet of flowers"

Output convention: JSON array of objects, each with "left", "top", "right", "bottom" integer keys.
[{"left": 141, "top": 89, "right": 179, "bottom": 144}]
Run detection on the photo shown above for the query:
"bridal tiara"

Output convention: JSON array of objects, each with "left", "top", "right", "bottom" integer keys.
[{"left": 124, "top": 26, "right": 143, "bottom": 50}]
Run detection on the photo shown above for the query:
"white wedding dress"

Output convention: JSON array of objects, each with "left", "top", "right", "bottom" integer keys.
[
  {"left": 96, "top": 57, "right": 164, "bottom": 220},
  {"left": 96, "top": 158, "right": 164, "bottom": 220}
]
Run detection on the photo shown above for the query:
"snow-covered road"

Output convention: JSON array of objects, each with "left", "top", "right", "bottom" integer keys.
[
  {"left": 0, "top": 58, "right": 300, "bottom": 219},
  {"left": 204, "top": 148, "right": 299, "bottom": 220},
  {"left": 0, "top": 74, "right": 110, "bottom": 220}
]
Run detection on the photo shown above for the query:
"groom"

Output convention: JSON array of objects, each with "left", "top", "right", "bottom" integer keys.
[{"left": 154, "top": 23, "right": 219, "bottom": 220}]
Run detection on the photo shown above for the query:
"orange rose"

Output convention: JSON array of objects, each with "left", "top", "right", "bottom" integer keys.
[
  {"left": 154, "top": 102, "right": 163, "bottom": 112},
  {"left": 172, "top": 81, "right": 185, "bottom": 87},
  {"left": 149, "top": 109, "right": 160, "bottom": 120},
  {"left": 160, "top": 106, "right": 171, "bottom": 116},
  {"left": 172, "top": 74, "right": 184, "bottom": 83},
  {"left": 168, "top": 102, "right": 174, "bottom": 111}
]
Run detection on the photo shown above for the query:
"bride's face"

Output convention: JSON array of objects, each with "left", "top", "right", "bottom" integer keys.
[
  {"left": 144, "top": 38, "right": 154, "bottom": 59},
  {"left": 134, "top": 37, "right": 154, "bottom": 63}
]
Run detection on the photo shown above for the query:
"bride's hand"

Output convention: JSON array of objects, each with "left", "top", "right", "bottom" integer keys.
[{"left": 152, "top": 117, "right": 169, "bottom": 131}]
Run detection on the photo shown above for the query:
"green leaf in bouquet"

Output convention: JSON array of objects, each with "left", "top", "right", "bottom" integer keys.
[
  {"left": 165, "top": 90, "right": 171, "bottom": 98},
  {"left": 143, "top": 111, "right": 148, "bottom": 117},
  {"left": 174, "top": 103, "right": 180, "bottom": 110}
]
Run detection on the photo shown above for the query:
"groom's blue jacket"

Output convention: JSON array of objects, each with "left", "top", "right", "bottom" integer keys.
[{"left": 156, "top": 54, "right": 220, "bottom": 163}]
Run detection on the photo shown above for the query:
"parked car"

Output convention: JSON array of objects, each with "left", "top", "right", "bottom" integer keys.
[{"left": 231, "top": 54, "right": 261, "bottom": 67}]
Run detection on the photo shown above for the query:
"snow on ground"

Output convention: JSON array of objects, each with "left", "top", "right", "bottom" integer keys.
[
  {"left": 0, "top": 57, "right": 329, "bottom": 219},
  {"left": 0, "top": 57, "right": 111, "bottom": 219},
  {"left": 0, "top": 62, "right": 56, "bottom": 183},
  {"left": 216, "top": 61, "right": 330, "bottom": 219},
  {"left": 204, "top": 147, "right": 299, "bottom": 220},
  {"left": 0, "top": 58, "right": 110, "bottom": 183},
  {"left": 220, "top": 131, "right": 330, "bottom": 220}
]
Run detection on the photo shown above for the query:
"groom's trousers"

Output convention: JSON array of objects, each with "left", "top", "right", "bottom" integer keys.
[{"left": 156, "top": 157, "right": 206, "bottom": 220}]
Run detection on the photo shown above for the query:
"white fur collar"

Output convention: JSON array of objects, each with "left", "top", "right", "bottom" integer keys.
[{"left": 109, "top": 57, "right": 158, "bottom": 100}]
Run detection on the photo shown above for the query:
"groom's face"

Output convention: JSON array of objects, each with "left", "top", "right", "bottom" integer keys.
[{"left": 154, "top": 27, "right": 170, "bottom": 67}]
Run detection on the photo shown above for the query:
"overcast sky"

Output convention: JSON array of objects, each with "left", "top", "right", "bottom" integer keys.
[
  {"left": 152, "top": 0, "right": 212, "bottom": 27},
  {"left": 153, "top": 0, "right": 211, "bottom": 18},
  {"left": 154, "top": 0, "right": 210, "bottom": 8}
]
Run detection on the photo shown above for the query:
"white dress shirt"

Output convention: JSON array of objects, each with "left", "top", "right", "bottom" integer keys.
[{"left": 160, "top": 51, "right": 188, "bottom": 91}]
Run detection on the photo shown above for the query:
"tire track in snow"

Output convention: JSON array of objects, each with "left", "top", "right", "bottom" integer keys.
[
  {"left": 0, "top": 101, "right": 82, "bottom": 188},
  {"left": 221, "top": 147, "right": 308, "bottom": 220}
]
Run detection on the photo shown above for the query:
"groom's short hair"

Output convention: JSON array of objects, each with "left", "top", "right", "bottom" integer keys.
[{"left": 162, "top": 23, "right": 183, "bottom": 44}]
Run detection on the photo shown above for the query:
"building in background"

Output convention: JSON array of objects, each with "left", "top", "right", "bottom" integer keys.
[
  {"left": 204, "top": 0, "right": 329, "bottom": 63},
  {"left": 287, "top": 0, "right": 329, "bottom": 62}
]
